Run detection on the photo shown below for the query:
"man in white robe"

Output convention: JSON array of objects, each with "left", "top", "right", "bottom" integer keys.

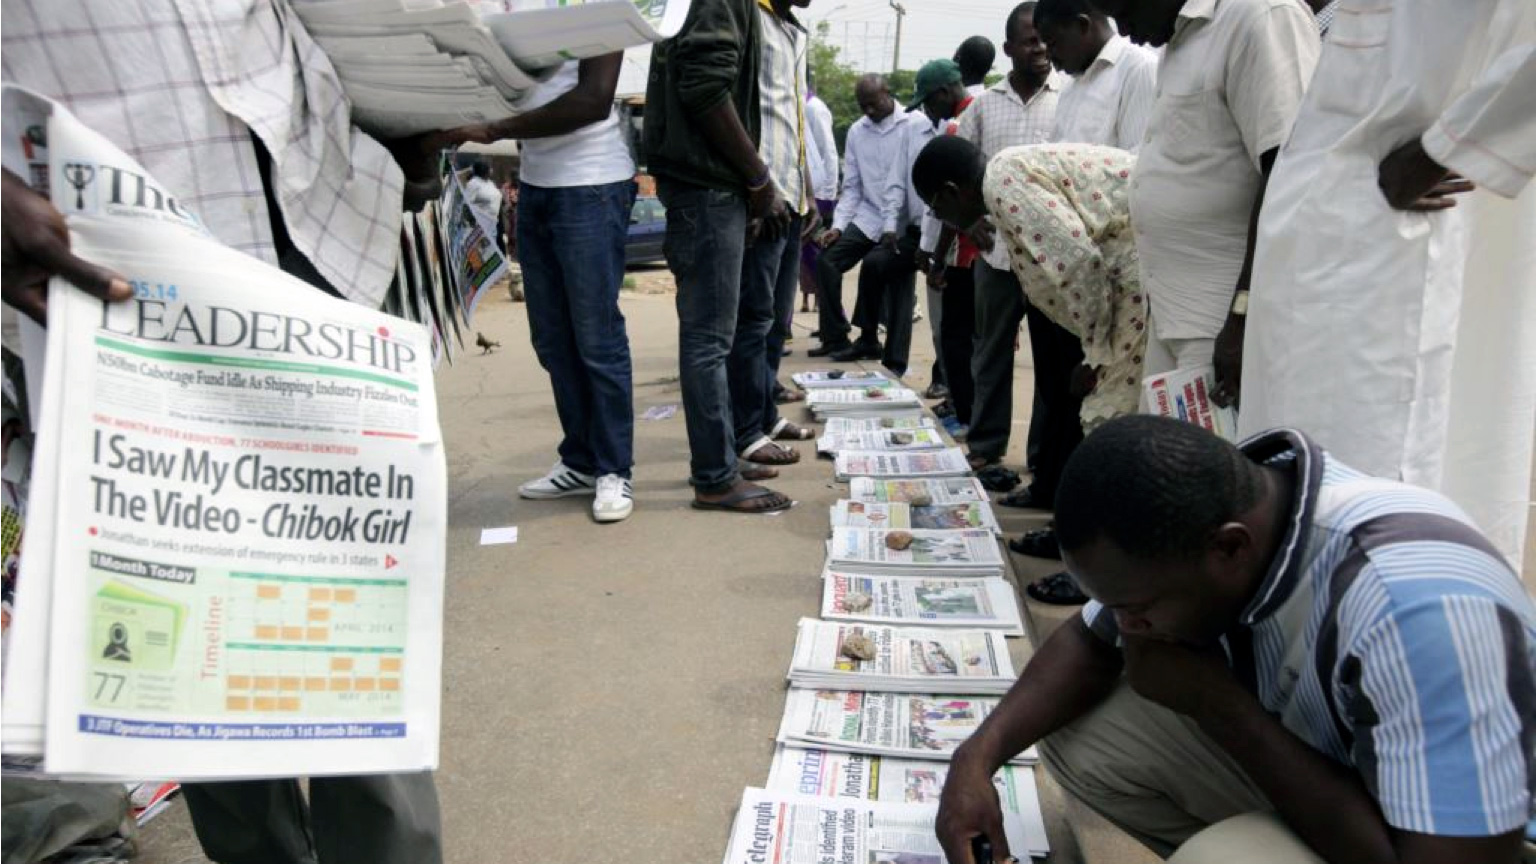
[{"left": 1232, "top": 0, "right": 1536, "bottom": 568}]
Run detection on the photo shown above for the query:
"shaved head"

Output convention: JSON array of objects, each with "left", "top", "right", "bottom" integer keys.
[{"left": 854, "top": 74, "right": 895, "bottom": 123}]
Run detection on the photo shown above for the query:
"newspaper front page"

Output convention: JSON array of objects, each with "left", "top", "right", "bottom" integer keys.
[
  {"left": 8, "top": 89, "right": 446, "bottom": 779},
  {"left": 776, "top": 690, "right": 1034, "bottom": 764},
  {"left": 829, "top": 501, "right": 999, "bottom": 534},
  {"left": 722, "top": 787, "right": 1048, "bottom": 864},
  {"left": 834, "top": 450, "right": 971, "bottom": 481},
  {"left": 765, "top": 746, "right": 1048, "bottom": 855},
  {"left": 791, "top": 370, "right": 891, "bottom": 390},
  {"left": 821, "top": 572, "right": 1023, "bottom": 636},
  {"left": 1141, "top": 366, "right": 1237, "bottom": 440},
  {"left": 788, "top": 619, "right": 1014, "bottom": 694},
  {"left": 827, "top": 529, "right": 1003, "bottom": 576},
  {"left": 822, "top": 417, "right": 934, "bottom": 437},
  {"left": 817, "top": 428, "right": 948, "bottom": 456},
  {"left": 847, "top": 478, "right": 988, "bottom": 506}
]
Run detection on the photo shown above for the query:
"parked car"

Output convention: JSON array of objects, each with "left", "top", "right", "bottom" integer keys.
[{"left": 625, "top": 195, "right": 666, "bottom": 266}]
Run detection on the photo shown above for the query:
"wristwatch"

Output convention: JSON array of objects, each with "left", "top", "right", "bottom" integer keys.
[{"left": 1230, "top": 289, "right": 1250, "bottom": 317}]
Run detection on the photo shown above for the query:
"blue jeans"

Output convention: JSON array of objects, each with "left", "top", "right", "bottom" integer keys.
[
  {"left": 516, "top": 179, "right": 637, "bottom": 478},
  {"left": 657, "top": 179, "right": 754, "bottom": 493},
  {"left": 743, "top": 214, "right": 803, "bottom": 448}
]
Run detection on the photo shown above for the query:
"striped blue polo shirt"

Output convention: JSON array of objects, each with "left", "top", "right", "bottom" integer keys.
[{"left": 1081, "top": 429, "right": 1536, "bottom": 836}]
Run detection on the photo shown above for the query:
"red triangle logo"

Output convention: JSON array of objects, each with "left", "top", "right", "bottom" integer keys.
[{"left": 384, "top": 555, "right": 398, "bottom": 569}]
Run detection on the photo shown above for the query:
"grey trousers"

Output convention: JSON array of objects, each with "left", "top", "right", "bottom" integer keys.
[
  {"left": 182, "top": 772, "right": 442, "bottom": 864},
  {"left": 968, "top": 259, "right": 1027, "bottom": 463}
]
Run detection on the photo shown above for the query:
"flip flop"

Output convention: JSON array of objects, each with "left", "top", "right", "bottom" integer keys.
[
  {"left": 771, "top": 418, "right": 815, "bottom": 440},
  {"left": 742, "top": 438, "right": 801, "bottom": 465},
  {"left": 774, "top": 388, "right": 806, "bottom": 404},
  {"left": 976, "top": 464, "right": 1020, "bottom": 492},
  {"left": 692, "top": 484, "right": 794, "bottom": 514}
]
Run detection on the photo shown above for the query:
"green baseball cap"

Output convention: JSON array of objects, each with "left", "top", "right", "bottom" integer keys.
[{"left": 907, "top": 58, "right": 963, "bottom": 110}]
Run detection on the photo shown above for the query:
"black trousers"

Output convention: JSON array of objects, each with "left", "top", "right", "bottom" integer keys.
[
  {"left": 814, "top": 225, "right": 876, "bottom": 347},
  {"left": 854, "top": 227, "right": 921, "bottom": 376},
  {"left": 939, "top": 264, "right": 976, "bottom": 425},
  {"left": 1022, "top": 294, "right": 1086, "bottom": 502},
  {"left": 968, "top": 259, "right": 1028, "bottom": 463}
]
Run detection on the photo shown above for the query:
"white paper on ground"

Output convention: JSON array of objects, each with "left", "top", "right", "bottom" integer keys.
[{"left": 479, "top": 526, "right": 519, "bottom": 545}]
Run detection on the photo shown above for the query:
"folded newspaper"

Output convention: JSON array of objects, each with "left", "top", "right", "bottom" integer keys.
[
  {"left": 821, "top": 572, "right": 1023, "bottom": 636},
  {"left": 817, "top": 428, "right": 948, "bottom": 456},
  {"left": 828, "top": 528, "right": 1003, "bottom": 578},
  {"left": 834, "top": 449, "right": 972, "bottom": 482},
  {"left": 791, "top": 369, "right": 892, "bottom": 390},
  {"left": 721, "top": 787, "right": 1048, "bottom": 864},
  {"left": 775, "top": 689, "right": 1035, "bottom": 764},
  {"left": 0, "top": 88, "right": 446, "bottom": 779},
  {"left": 787, "top": 619, "right": 1015, "bottom": 694},
  {"left": 1141, "top": 366, "right": 1237, "bottom": 441},
  {"left": 829, "top": 501, "right": 999, "bottom": 534},
  {"left": 295, "top": 0, "right": 690, "bottom": 137},
  {"left": 823, "top": 417, "right": 935, "bottom": 436},
  {"left": 766, "top": 746, "right": 1048, "bottom": 855},
  {"left": 847, "top": 478, "right": 989, "bottom": 505}
]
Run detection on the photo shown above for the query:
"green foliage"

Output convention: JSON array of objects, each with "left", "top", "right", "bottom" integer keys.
[
  {"left": 984, "top": 71, "right": 1004, "bottom": 88},
  {"left": 808, "top": 21, "right": 917, "bottom": 152}
]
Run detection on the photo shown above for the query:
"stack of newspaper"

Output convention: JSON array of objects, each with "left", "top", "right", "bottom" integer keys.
[
  {"left": 722, "top": 786, "right": 1047, "bottom": 864},
  {"left": 848, "top": 477, "right": 989, "bottom": 504},
  {"left": 816, "top": 426, "right": 948, "bottom": 456},
  {"left": 721, "top": 786, "right": 1049, "bottom": 864},
  {"left": 822, "top": 416, "right": 935, "bottom": 436},
  {"left": 791, "top": 369, "right": 892, "bottom": 390},
  {"left": 821, "top": 571, "right": 1024, "bottom": 636},
  {"left": 774, "top": 689, "right": 1036, "bottom": 763},
  {"left": 294, "top": 0, "right": 690, "bottom": 137},
  {"left": 806, "top": 387, "right": 925, "bottom": 419},
  {"left": 787, "top": 619, "right": 1015, "bottom": 694},
  {"left": 767, "top": 745, "right": 1045, "bottom": 823},
  {"left": 1, "top": 89, "right": 447, "bottom": 779},
  {"left": 827, "top": 528, "right": 1004, "bottom": 578},
  {"left": 829, "top": 499, "right": 1000, "bottom": 534},
  {"left": 833, "top": 449, "right": 972, "bottom": 481}
]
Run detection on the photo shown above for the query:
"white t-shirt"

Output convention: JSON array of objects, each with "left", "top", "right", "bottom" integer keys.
[
  {"left": 464, "top": 176, "right": 503, "bottom": 223},
  {"left": 515, "top": 62, "right": 636, "bottom": 188}
]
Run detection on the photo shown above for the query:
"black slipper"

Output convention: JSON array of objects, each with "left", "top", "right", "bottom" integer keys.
[
  {"left": 975, "top": 464, "right": 1020, "bottom": 492},
  {"left": 1025, "top": 572, "right": 1089, "bottom": 606},
  {"left": 1008, "top": 528, "right": 1061, "bottom": 560},
  {"left": 999, "top": 487, "right": 1051, "bottom": 510}
]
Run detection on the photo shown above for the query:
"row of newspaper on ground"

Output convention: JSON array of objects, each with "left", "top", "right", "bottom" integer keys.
[{"left": 723, "top": 373, "right": 1047, "bottom": 863}]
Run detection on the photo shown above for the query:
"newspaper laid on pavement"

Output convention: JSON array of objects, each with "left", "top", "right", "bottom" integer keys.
[
  {"left": 829, "top": 501, "right": 999, "bottom": 534},
  {"left": 822, "top": 417, "right": 935, "bottom": 437},
  {"left": 807, "top": 388, "right": 924, "bottom": 418},
  {"left": 834, "top": 449, "right": 971, "bottom": 481},
  {"left": 828, "top": 529, "right": 1003, "bottom": 577},
  {"left": 296, "top": 0, "right": 690, "bottom": 137},
  {"left": 787, "top": 619, "right": 1014, "bottom": 694},
  {"left": 817, "top": 428, "right": 948, "bottom": 456},
  {"left": 1141, "top": 366, "right": 1237, "bottom": 441},
  {"left": 821, "top": 572, "right": 1023, "bottom": 636},
  {"left": 1, "top": 87, "right": 446, "bottom": 779},
  {"left": 791, "top": 369, "right": 891, "bottom": 390},
  {"left": 721, "top": 787, "right": 1049, "bottom": 863},
  {"left": 847, "top": 478, "right": 989, "bottom": 506},
  {"left": 766, "top": 746, "right": 1048, "bottom": 854},
  {"left": 776, "top": 689, "right": 1036, "bottom": 764}
]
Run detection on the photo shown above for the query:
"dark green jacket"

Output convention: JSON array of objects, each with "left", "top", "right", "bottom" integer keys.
[{"left": 644, "top": 0, "right": 762, "bottom": 192}]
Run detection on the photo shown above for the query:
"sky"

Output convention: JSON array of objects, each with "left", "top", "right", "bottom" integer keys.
[{"left": 800, "top": 0, "right": 1022, "bottom": 75}]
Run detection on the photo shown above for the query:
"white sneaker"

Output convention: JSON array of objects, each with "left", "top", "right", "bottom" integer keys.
[
  {"left": 519, "top": 462, "right": 596, "bottom": 499},
  {"left": 592, "top": 474, "right": 634, "bottom": 523}
]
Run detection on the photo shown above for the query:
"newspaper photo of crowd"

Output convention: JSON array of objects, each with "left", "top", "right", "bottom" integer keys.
[{"left": 1, "top": 0, "right": 1533, "bottom": 863}]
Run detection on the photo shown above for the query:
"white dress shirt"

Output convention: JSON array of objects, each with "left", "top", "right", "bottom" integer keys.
[
  {"left": 805, "top": 94, "right": 840, "bottom": 201},
  {"left": 1052, "top": 35, "right": 1159, "bottom": 151},
  {"left": 831, "top": 110, "right": 910, "bottom": 238},
  {"left": 1129, "top": 0, "right": 1318, "bottom": 340},
  {"left": 957, "top": 73, "right": 1064, "bottom": 269}
]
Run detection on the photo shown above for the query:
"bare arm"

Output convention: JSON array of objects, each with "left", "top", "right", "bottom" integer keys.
[
  {"left": 936, "top": 618, "right": 1122, "bottom": 863},
  {"left": 468, "top": 53, "right": 623, "bottom": 142}
]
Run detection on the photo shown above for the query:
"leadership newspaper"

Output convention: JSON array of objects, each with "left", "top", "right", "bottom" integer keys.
[{"left": 10, "top": 89, "right": 446, "bottom": 779}]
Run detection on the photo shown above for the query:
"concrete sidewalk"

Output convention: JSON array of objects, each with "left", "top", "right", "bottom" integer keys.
[{"left": 137, "top": 276, "right": 1154, "bottom": 864}]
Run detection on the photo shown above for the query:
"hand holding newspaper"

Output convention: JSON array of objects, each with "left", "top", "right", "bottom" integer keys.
[{"left": 1, "top": 87, "right": 446, "bottom": 779}]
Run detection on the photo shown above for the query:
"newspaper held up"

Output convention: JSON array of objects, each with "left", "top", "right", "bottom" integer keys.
[
  {"left": 720, "top": 787, "right": 1050, "bottom": 864},
  {"left": 1141, "top": 366, "right": 1237, "bottom": 441},
  {"left": 787, "top": 619, "right": 1015, "bottom": 694},
  {"left": 11, "top": 88, "right": 446, "bottom": 779},
  {"left": 775, "top": 689, "right": 1037, "bottom": 764}
]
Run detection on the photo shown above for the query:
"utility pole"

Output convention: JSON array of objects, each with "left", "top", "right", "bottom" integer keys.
[{"left": 889, "top": 0, "right": 906, "bottom": 73}]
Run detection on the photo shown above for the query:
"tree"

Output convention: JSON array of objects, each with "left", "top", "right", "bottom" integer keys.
[{"left": 808, "top": 22, "right": 918, "bottom": 152}]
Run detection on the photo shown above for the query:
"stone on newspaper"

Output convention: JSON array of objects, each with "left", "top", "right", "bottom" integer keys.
[
  {"left": 840, "top": 633, "right": 877, "bottom": 661},
  {"left": 843, "top": 591, "right": 873, "bottom": 612},
  {"left": 884, "top": 531, "right": 914, "bottom": 551}
]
